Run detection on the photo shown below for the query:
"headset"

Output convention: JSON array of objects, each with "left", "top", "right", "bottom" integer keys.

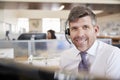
[{"left": 65, "top": 20, "right": 71, "bottom": 44}]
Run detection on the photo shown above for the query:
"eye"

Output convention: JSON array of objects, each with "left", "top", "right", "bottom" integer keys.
[
  {"left": 83, "top": 25, "right": 89, "bottom": 30},
  {"left": 70, "top": 27, "right": 78, "bottom": 31}
]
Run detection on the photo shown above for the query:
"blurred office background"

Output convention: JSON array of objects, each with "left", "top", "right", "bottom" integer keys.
[
  {"left": 0, "top": 0, "right": 120, "bottom": 42},
  {"left": 0, "top": 0, "right": 120, "bottom": 79}
]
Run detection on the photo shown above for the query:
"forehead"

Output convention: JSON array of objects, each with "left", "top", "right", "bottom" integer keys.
[
  {"left": 47, "top": 32, "right": 50, "bottom": 34},
  {"left": 69, "top": 16, "right": 92, "bottom": 26}
]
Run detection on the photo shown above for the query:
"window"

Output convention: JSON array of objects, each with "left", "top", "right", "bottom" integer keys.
[
  {"left": 17, "top": 18, "right": 29, "bottom": 33},
  {"left": 42, "top": 18, "right": 60, "bottom": 33}
]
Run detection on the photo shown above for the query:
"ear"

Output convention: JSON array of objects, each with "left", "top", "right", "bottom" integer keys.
[
  {"left": 94, "top": 25, "right": 99, "bottom": 32},
  {"left": 94, "top": 25, "right": 99, "bottom": 36}
]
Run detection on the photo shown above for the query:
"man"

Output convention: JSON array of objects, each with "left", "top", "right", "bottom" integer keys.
[{"left": 60, "top": 6, "right": 120, "bottom": 79}]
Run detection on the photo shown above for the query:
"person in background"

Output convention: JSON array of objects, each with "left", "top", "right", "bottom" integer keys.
[
  {"left": 47, "top": 29, "right": 56, "bottom": 39},
  {"left": 5, "top": 30, "right": 10, "bottom": 40},
  {"left": 59, "top": 6, "right": 120, "bottom": 79}
]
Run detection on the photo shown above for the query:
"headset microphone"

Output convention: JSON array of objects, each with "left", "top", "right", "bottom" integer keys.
[{"left": 65, "top": 21, "right": 71, "bottom": 44}]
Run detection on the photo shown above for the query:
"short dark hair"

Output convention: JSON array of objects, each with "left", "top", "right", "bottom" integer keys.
[{"left": 67, "top": 6, "right": 97, "bottom": 26}]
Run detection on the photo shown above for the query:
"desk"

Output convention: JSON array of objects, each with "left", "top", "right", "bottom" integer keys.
[
  {"left": 15, "top": 56, "right": 60, "bottom": 71},
  {"left": 97, "top": 36, "right": 120, "bottom": 44},
  {"left": 0, "top": 48, "right": 14, "bottom": 58}
]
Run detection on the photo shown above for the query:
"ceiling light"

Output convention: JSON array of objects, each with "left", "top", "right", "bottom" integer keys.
[
  {"left": 58, "top": 5, "right": 65, "bottom": 10},
  {"left": 93, "top": 10, "right": 103, "bottom": 14}
]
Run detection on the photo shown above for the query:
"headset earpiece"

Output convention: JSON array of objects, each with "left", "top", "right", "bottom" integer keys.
[
  {"left": 65, "top": 20, "right": 71, "bottom": 44},
  {"left": 65, "top": 28, "right": 70, "bottom": 35}
]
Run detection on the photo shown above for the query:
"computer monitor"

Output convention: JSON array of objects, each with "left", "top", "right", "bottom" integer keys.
[
  {"left": 17, "top": 33, "right": 47, "bottom": 51},
  {"left": 17, "top": 33, "right": 46, "bottom": 40}
]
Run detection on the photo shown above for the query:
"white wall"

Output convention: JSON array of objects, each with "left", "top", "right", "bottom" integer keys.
[
  {"left": 17, "top": 10, "right": 70, "bottom": 19},
  {"left": 0, "top": 9, "right": 120, "bottom": 40},
  {"left": 0, "top": 9, "right": 18, "bottom": 40},
  {"left": 0, "top": 10, "right": 4, "bottom": 34}
]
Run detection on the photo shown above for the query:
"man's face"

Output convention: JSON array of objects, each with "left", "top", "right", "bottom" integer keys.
[{"left": 69, "top": 16, "right": 99, "bottom": 51}]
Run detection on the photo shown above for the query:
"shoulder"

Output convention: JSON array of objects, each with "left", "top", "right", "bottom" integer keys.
[
  {"left": 61, "top": 46, "right": 79, "bottom": 55},
  {"left": 98, "top": 40, "right": 119, "bottom": 50},
  {"left": 60, "top": 46, "right": 79, "bottom": 62},
  {"left": 59, "top": 46, "right": 79, "bottom": 69},
  {"left": 97, "top": 40, "right": 120, "bottom": 56}
]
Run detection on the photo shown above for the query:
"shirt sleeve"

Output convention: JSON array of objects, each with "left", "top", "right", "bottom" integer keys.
[{"left": 106, "top": 48, "right": 120, "bottom": 79}]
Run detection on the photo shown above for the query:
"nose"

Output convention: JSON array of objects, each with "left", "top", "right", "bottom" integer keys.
[{"left": 76, "top": 28, "right": 85, "bottom": 37}]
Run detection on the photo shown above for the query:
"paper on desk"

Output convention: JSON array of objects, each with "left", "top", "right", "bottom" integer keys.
[
  {"left": 0, "top": 48, "right": 14, "bottom": 59},
  {"left": 31, "top": 57, "right": 60, "bottom": 67}
]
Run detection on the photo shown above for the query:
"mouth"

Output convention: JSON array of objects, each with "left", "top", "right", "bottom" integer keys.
[{"left": 75, "top": 37, "right": 87, "bottom": 45}]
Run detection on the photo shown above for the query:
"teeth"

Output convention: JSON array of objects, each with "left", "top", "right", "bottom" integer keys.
[{"left": 77, "top": 38, "right": 86, "bottom": 44}]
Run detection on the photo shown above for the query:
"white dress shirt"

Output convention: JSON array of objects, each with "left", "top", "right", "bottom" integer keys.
[{"left": 60, "top": 40, "right": 120, "bottom": 79}]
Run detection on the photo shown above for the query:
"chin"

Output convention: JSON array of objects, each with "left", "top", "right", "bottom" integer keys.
[{"left": 77, "top": 45, "right": 88, "bottom": 51}]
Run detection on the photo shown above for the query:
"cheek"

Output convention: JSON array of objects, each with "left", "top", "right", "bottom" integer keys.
[
  {"left": 90, "top": 31, "right": 96, "bottom": 38},
  {"left": 90, "top": 28, "right": 98, "bottom": 35},
  {"left": 48, "top": 33, "right": 50, "bottom": 36},
  {"left": 88, "top": 30, "right": 97, "bottom": 41},
  {"left": 70, "top": 32, "right": 75, "bottom": 39}
]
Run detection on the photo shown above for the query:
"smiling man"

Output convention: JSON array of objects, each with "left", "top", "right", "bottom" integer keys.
[
  {"left": 69, "top": 15, "right": 98, "bottom": 52},
  {"left": 60, "top": 6, "right": 120, "bottom": 79}
]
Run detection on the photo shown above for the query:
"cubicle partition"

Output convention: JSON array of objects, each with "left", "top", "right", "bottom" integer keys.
[
  {"left": 0, "top": 39, "right": 116, "bottom": 80},
  {"left": 0, "top": 40, "right": 72, "bottom": 66},
  {"left": 0, "top": 39, "right": 74, "bottom": 80},
  {"left": 0, "top": 40, "right": 29, "bottom": 58}
]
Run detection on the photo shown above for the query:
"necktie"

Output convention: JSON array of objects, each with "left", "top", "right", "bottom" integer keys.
[{"left": 78, "top": 52, "right": 89, "bottom": 72}]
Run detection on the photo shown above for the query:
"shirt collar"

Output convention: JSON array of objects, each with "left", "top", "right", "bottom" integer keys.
[
  {"left": 74, "top": 40, "right": 98, "bottom": 57},
  {"left": 72, "top": 45, "right": 80, "bottom": 56},
  {"left": 87, "top": 40, "right": 98, "bottom": 56}
]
